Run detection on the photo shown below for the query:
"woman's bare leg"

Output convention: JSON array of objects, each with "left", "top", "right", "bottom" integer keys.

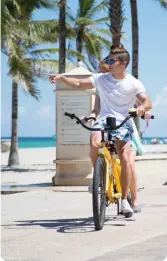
[
  {"left": 129, "top": 150, "right": 141, "bottom": 212},
  {"left": 129, "top": 150, "right": 138, "bottom": 205}
]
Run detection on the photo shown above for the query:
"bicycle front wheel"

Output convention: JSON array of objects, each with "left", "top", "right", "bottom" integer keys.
[{"left": 93, "top": 156, "right": 106, "bottom": 231}]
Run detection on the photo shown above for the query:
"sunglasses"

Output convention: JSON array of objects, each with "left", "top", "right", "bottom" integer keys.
[{"left": 102, "top": 58, "right": 119, "bottom": 65}]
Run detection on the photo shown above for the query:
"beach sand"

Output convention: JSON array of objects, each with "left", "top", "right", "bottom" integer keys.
[
  {"left": 1, "top": 148, "right": 56, "bottom": 186},
  {"left": 1, "top": 145, "right": 166, "bottom": 188},
  {"left": 1, "top": 145, "right": 167, "bottom": 167},
  {"left": 1, "top": 145, "right": 167, "bottom": 170},
  {"left": 1, "top": 147, "right": 56, "bottom": 166}
]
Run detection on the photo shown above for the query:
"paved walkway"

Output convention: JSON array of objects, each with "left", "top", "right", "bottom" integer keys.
[{"left": 1, "top": 160, "right": 167, "bottom": 261}]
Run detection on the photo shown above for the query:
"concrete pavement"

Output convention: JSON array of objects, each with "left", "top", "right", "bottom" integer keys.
[{"left": 1, "top": 160, "right": 167, "bottom": 261}]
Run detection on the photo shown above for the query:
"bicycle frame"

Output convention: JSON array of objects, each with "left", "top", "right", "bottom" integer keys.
[
  {"left": 64, "top": 111, "right": 135, "bottom": 204},
  {"left": 98, "top": 140, "right": 121, "bottom": 203}
]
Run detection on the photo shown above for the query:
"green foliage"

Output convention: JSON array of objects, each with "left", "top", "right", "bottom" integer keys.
[
  {"left": 67, "top": 0, "right": 111, "bottom": 70},
  {"left": 156, "top": 0, "right": 167, "bottom": 9},
  {"left": 2, "top": 0, "right": 59, "bottom": 100}
]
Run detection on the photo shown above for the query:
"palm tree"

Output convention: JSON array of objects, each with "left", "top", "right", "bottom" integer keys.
[
  {"left": 67, "top": 0, "right": 111, "bottom": 69},
  {"left": 2, "top": 0, "right": 59, "bottom": 166},
  {"left": 31, "top": 0, "right": 111, "bottom": 71},
  {"left": 58, "top": 0, "right": 66, "bottom": 73}
]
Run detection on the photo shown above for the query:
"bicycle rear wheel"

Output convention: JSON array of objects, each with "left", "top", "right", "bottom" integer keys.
[{"left": 93, "top": 156, "right": 106, "bottom": 231}]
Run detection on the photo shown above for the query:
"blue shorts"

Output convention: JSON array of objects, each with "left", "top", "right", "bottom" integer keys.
[
  {"left": 93, "top": 117, "right": 145, "bottom": 154},
  {"left": 93, "top": 117, "right": 133, "bottom": 143}
]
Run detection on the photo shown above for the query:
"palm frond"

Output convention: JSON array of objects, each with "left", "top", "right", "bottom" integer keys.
[
  {"left": 28, "top": 58, "right": 59, "bottom": 76},
  {"left": 156, "top": 0, "right": 167, "bottom": 8},
  {"left": 76, "top": 17, "right": 95, "bottom": 26},
  {"left": 7, "top": 40, "right": 40, "bottom": 99},
  {"left": 84, "top": 32, "right": 111, "bottom": 69},
  {"left": 4, "top": 0, "right": 56, "bottom": 21},
  {"left": 31, "top": 48, "right": 59, "bottom": 58},
  {"left": 16, "top": 20, "right": 59, "bottom": 43},
  {"left": 84, "top": 33, "right": 101, "bottom": 59},
  {"left": 66, "top": 49, "right": 85, "bottom": 60},
  {"left": 31, "top": 47, "right": 85, "bottom": 60},
  {"left": 94, "top": 28, "right": 111, "bottom": 35},
  {"left": 86, "top": 0, "right": 107, "bottom": 19},
  {"left": 91, "top": 34, "right": 111, "bottom": 48},
  {"left": 66, "top": 12, "right": 75, "bottom": 22},
  {"left": 78, "top": 0, "right": 95, "bottom": 17},
  {"left": 94, "top": 17, "right": 109, "bottom": 23}
]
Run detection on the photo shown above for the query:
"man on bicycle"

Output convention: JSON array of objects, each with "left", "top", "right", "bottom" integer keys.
[
  {"left": 83, "top": 60, "right": 152, "bottom": 213},
  {"left": 50, "top": 43, "right": 152, "bottom": 216}
]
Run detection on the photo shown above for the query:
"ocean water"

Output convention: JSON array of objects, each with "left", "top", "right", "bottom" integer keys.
[
  {"left": 2, "top": 137, "right": 56, "bottom": 148},
  {"left": 1, "top": 136, "right": 167, "bottom": 148},
  {"left": 142, "top": 137, "right": 167, "bottom": 144}
]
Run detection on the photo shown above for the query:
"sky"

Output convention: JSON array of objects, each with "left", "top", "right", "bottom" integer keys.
[{"left": 1, "top": 0, "right": 167, "bottom": 137}]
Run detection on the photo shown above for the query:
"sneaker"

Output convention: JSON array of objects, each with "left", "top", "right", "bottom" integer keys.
[
  {"left": 121, "top": 199, "right": 134, "bottom": 217},
  {"left": 132, "top": 205, "right": 141, "bottom": 213}
]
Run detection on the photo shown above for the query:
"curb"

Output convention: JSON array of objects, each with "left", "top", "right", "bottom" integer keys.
[
  {"left": 1, "top": 185, "right": 88, "bottom": 194},
  {"left": 135, "top": 155, "right": 167, "bottom": 161},
  {"left": 1, "top": 186, "right": 146, "bottom": 195},
  {"left": 136, "top": 157, "right": 167, "bottom": 161}
]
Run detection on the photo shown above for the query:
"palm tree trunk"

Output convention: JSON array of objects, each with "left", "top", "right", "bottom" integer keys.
[
  {"left": 130, "top": 0, "right": 138, "bottom": 79},
  {"left": 76, "top": 29, "right": 82, "bottom": 62},
  {"left": 8, "top": 81, "right": 19, "bottom": 166},
  {"left": 109, "top": 0, "right": 124, "bottom": 37},
  {"left": 130, "top": 0, "right": 140, "bottom": 136},
  {"left": 58, "top": 0, "right": 66, "bottom": 73}
]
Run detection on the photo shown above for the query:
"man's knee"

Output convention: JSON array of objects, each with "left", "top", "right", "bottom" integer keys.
[
  {"left": 120, "top": 151, "right": 130, "bottom": 165},
  {"left": 115, "top": 141, "right": 131, "bottom": 163},
  {"left": 90, "top": 132, "right": 101, "bottom": 149}
]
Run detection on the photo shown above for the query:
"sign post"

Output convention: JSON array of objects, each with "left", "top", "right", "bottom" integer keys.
[{"left": 52, "top": 63, "right": 95, "bottom": 186}]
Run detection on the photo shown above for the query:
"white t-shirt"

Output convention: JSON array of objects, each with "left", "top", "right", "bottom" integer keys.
[{"left": 89, "top": 72, "right": 146, "bottom": 124}]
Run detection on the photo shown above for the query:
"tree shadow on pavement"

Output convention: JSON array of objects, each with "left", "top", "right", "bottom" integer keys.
[{"left": 13, "top": 216, "right": 128, "bottom": 233}]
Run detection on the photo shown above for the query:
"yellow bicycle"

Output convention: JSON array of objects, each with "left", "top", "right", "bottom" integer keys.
[{"left": 64, "top": 109, "right": 153, "bottom": 231}]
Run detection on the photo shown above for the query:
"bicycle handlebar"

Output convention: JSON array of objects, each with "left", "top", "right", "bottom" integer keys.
[
  {"left": 64, "top": 110, "right": 154, "bottom": 132},
  {"left": 64, "top": 112, "right": 133, "bottom": 131},
  {"left": 141, "top": 115, "right": 154, "bottom": 120}
]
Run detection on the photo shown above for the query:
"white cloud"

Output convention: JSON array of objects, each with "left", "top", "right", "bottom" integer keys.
[
  {"left": 36, "top": 105, "right": 55, "bottom": 120},
  {"left": 152, "top": 87, "right": 167, "bottom": 109}
]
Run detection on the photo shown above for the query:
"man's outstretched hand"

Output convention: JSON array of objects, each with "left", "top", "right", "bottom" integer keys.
[{"left": 49, "top": 74, "right": 62, "bottom": 84}]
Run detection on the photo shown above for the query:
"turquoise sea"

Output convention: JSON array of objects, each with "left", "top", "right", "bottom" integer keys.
[
  {"left": 1, "top": 136, "right": 167, "bottom": 148},
  {"left": 1, "top": 137, "right": 56, "bottom": 148}
]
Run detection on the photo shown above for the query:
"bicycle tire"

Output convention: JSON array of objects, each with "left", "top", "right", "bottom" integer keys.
[{"left": 93, "top": 156, "right": 106, "bottom": 231}]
